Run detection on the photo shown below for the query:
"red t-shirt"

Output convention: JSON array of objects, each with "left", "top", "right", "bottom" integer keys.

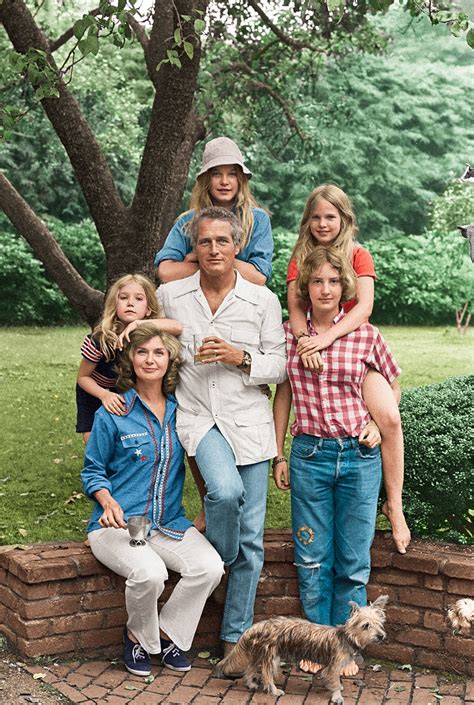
[{"left": 286, "top": 244, "right": 376, "bottom": 312}]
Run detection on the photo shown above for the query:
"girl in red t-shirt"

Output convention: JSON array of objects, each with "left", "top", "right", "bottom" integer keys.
[{"left": 286, "top": 184, "right": 410, "bottom": 557}]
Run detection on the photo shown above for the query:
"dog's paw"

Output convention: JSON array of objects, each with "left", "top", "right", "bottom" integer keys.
[
  {"left": 265, "top": 686, "right": 285, "bottom": 696},
  {"left": 330, "top": 691, "right": 344, "bottom": 705}
]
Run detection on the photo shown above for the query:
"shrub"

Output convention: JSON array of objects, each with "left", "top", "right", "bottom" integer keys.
[
  {"left": 400, "top": 375, "right": 473, "bottom": 544},
  {"left": 368, "top": 230, "right": 473, "bottom": 325},
  {"left": 0, "top": 220, "right": 105, "bottom": 324},
  {"left": 270, "top": 227, "right": 297, "bottom": 319}
]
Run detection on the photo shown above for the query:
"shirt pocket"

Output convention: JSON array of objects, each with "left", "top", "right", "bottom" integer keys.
[
  {"left": 120, "top": 434, "right": 152, "bottom": 462},
  {"left": 234, "top": 410, "right": 273, "bottom": 462},
  {"left": 231, "top": 327, "right": 260, "bottom": 349},
  {"left": 180, "top": 325, "right": 195, "bottom": 362}
]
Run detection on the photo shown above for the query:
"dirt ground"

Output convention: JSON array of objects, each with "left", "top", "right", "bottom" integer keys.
[{"left": 0, "top": 641, "right": 65, "bottom": 705}]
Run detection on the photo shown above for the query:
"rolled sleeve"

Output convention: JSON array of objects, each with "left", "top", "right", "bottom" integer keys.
[
  {"left": 240, "top": 209, "right": 273, "bottom": 280},
  {"left": 81, "top": 412, "right": 116, "bottom": 498},
  {"left": 242, "top": 294, "right": 287, "bottom": 385},
  {"left": 367, "top": 331, "right": 401, "bottom": 385}
]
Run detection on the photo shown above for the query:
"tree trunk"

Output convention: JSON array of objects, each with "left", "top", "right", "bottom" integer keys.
[{"left": 0, "top": 0, "right": 209, "bottom": 320}]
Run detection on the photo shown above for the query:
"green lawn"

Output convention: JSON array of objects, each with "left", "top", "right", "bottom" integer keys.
[{"left": 0, "top": 325, "right": 472, "bottom": 545}]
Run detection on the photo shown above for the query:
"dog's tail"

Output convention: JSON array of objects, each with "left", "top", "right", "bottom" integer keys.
[{"left": 214, "top": 637, "right": 251, "bottom": 678}]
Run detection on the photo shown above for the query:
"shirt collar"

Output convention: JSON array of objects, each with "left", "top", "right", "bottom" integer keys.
[
  {"left": 122, "top": 388, "right": 178, "bottom": 419},
  {"left": 307, "top": 307, "right": 345, "bottom": 335}
]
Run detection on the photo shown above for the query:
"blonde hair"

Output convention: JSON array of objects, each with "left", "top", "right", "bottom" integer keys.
[
  {"left": 186, "top": 166, "right": 261, "bottom": 250},
  {"left": 116, "top": 321, "right": 183, "bottom": 395},
  {"left": 297, "top": 246, "right": 357, "bottom": 307},
  {"left": 93, "top": 274, "right": 160, "bottom": 361},
  {"left": 292, "top": 184, "right": 358, "bottom": 269}
]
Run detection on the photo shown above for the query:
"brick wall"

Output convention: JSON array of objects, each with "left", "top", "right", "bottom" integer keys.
[{"left": 0, "top": 530, "right": 472, "bottom": 674}]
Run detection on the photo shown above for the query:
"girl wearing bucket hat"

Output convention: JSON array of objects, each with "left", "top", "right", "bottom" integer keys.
[{"left": 155, "top": 137, "right": 273, "bottom": 285}]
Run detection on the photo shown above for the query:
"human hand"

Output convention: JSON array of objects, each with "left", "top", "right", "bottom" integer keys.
[
  {"left": 101, "top": 391, "right": 126, "bottom": 415},
  {"left": 297, "top": 330, "right": 334, "bottom": 356},
  {"left": 117, "top": 321, "right": 139, "bottom": 350},
  {"left": 198, "top": 337, "right": 244, "bottom": 367},
  {"left": 273, "top": 458, "right": 290, "bottom": 490},
  {"left": 184, "top": 251, "right": 199, "bottom": 263},
  {"left": 98, "top": 497, "right": 127, "bottom": 529},
  {"left": 358, "top": 420, "right": 381, "bottom": 448},
  {"left": 193, "top": 508, "right": 206, "bottom": 533},
  {"left": 300, "top": 350, "right": 324, "bottom": 372}
]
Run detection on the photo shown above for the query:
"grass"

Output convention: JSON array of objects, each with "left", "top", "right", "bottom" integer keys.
[{"left": 0, "top": 325, "right": 472, "bottom": 545}]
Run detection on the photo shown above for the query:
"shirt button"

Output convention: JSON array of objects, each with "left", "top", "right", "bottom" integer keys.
[{"left": 211, "top": 382, "right": 216, "bottom": 387}]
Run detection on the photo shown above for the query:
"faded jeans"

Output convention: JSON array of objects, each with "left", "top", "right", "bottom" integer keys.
[
  {"left": 88, "top": 526, "right": 223, "bottom": 653},
  {"left": 290, "top": 434, "right": 381, "bottom": 627},
  {"left": 195, "top": 425, "right": 269, "bottom": 643}
]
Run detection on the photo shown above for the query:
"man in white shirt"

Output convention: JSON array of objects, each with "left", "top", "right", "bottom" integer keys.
[{"left": 157, "top": 206, "right": 286, "bottom": 654}]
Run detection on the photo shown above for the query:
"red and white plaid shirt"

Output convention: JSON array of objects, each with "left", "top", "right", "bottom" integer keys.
[{"left": 285, "top": 312, "right": 400, "bottom": 438}]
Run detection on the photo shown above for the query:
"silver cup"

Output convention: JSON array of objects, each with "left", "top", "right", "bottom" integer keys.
[{"left": 127, "top": 516, "right": 151, "bottom": 547}]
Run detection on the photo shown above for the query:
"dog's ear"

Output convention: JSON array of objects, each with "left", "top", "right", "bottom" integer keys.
[
  {"left": 371, "top": 594, "right": 389, "bottom": 610},
  {"left": 349, "top": 601, "right": 360, "bottom": 614}
]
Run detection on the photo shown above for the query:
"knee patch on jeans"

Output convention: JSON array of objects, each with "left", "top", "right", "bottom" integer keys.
[{"left": 295, "top": 525, "right": 315, "bottom": 546}]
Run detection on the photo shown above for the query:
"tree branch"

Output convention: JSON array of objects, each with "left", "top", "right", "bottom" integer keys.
[
  {"left": 247, "top": 78, "right": 306, "bottom": 140},
  {"left": 0, "top": 0, "right": 126, "bottom": 254},
  {"left": 218, "top": 61, "right": 306, "bottom": 140},
  {"left": 126, "top": 12, "right": 149, "bottom": 53},
  {"left": 49, "top": 8, "right": 100, "bottom": 52},
  {"left": 246, "top": 0, "right": 327, "bottom": 53},
  {"left": 0, "top": 173, "right": 103, "bottom": 326}
]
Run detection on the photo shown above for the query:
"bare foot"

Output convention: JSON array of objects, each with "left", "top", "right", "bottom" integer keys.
[
  {"left": 299, "top": 660, "right": 322, "bottom": 674},
  {"left": 382, "top": 501, "right": 411, "bottom": 554},
  {"left": 341, "top": 660, "right": 359, "bottom": 677},
  {"left": 193, "top": 508, "right": 206, "bottom": 533}
]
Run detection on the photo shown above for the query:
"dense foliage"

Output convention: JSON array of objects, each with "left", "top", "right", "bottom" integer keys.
[
  {"left": 0, "top": 220, "right": 105, "bottom": 324},
  {"left": 400, "top": 375, "right": 473, "bottom": 544}
]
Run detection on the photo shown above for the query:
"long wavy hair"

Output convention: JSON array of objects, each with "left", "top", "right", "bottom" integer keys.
[
  {"left": 292, "top": 184, "right": 358, "bottom": 269},
  {"left": 116, "top": 322, "right": 183, "bottom": 395},
  {"left": 93, "top": 274, "right": 160, "bottom": 362},
  {"left": 184, "top": 166, "right": 261, "bottom": 250},
  {"left": 297, "top": 246, "right": 357, "bottom": 308}
]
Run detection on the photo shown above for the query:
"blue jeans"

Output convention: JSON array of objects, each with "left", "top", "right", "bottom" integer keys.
[
  {"left": 290, "top": 435, "right": 381, "bottom": 627},
  {"left": 195, "top": 425, "right": 269, "bottom": 642}
]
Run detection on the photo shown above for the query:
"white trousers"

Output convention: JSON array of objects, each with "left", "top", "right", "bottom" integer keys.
[{"left": 88, "top": 526, "right": 224, "bottom": 654}]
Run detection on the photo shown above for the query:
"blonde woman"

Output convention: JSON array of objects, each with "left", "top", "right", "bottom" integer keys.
[
  {"left": 81, "top": 322, "right": 224, "bottom": 677},
  {"left": 155, "top": 137, "right": 273, "bottom": 286},
  {"left": 76, "top": 274, "right": 182, "bottom": 443}
]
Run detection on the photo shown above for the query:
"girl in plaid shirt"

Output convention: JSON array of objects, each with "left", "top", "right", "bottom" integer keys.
[
  {"left": 274, "top": 246, "right": 402, "bottom": 676},
  {"left": 286, "top": 184, "right": 410, "bottom": 555}
]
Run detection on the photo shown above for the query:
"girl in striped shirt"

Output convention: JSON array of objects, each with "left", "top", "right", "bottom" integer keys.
[{"left": 76, "top": 273, "right": 182, "bottom": 443}]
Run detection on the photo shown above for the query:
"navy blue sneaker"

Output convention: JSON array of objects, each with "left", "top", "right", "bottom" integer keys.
[
  {"left": 161, "top": 638, "right": 191, "bottom": 672},
  {"left": 123, "top": 627, "right": 151, "bottom": 676}
]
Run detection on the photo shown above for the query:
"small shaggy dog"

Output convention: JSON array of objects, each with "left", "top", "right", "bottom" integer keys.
[
  {"left": 447, "top": 598, "right": 474, "bottom": 634},
  {"left": 215, "top": 594, "right": 388, "bottom": 704}
]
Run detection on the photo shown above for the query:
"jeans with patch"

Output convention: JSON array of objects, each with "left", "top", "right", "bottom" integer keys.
[
  {"left": 290, "top": 434, "right": 381, "bottom": 627},
  {"left": 195, "top": 425, "right": 269, "bottom": 642}
]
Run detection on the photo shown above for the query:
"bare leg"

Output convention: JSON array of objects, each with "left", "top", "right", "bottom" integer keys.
[
  {"left": 82, "top": 431, "right": 91, "bottom": 445},
  {"left": 362, "top": 370, "right": 411, "bottom": 554},
  {"left": 188, "top": 456, "right": 206, "bottom": 532}
]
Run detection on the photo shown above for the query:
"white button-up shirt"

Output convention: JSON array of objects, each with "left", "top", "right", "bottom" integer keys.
[{"left": 157, "top": 271, "right": 287, "bottom": 465}]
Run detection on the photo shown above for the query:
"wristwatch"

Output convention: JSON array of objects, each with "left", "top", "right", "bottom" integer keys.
[{"left": 237, "top": 350, "right": 252, "bottom": 371}]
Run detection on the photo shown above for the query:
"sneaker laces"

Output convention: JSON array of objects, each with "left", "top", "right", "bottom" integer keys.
[{"left": 132, "top": 643, "right": 147, "bottom": 662}]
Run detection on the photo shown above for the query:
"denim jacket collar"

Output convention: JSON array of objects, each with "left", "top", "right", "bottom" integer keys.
[{"left": 122, "top": 388, "right": 178, "bottom": 425}]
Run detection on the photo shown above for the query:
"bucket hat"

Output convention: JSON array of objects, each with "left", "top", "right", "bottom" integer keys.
[{"left": 197, "top": 137, "right": 252, "bottom": 178}]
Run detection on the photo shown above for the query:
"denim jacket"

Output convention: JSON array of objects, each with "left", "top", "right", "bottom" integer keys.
[
  {"left": 154, "top": 207, "right": 274, "bottom": 281},
  {"left": 81, "top": 389, "right": 192, "bottom": 538}
]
